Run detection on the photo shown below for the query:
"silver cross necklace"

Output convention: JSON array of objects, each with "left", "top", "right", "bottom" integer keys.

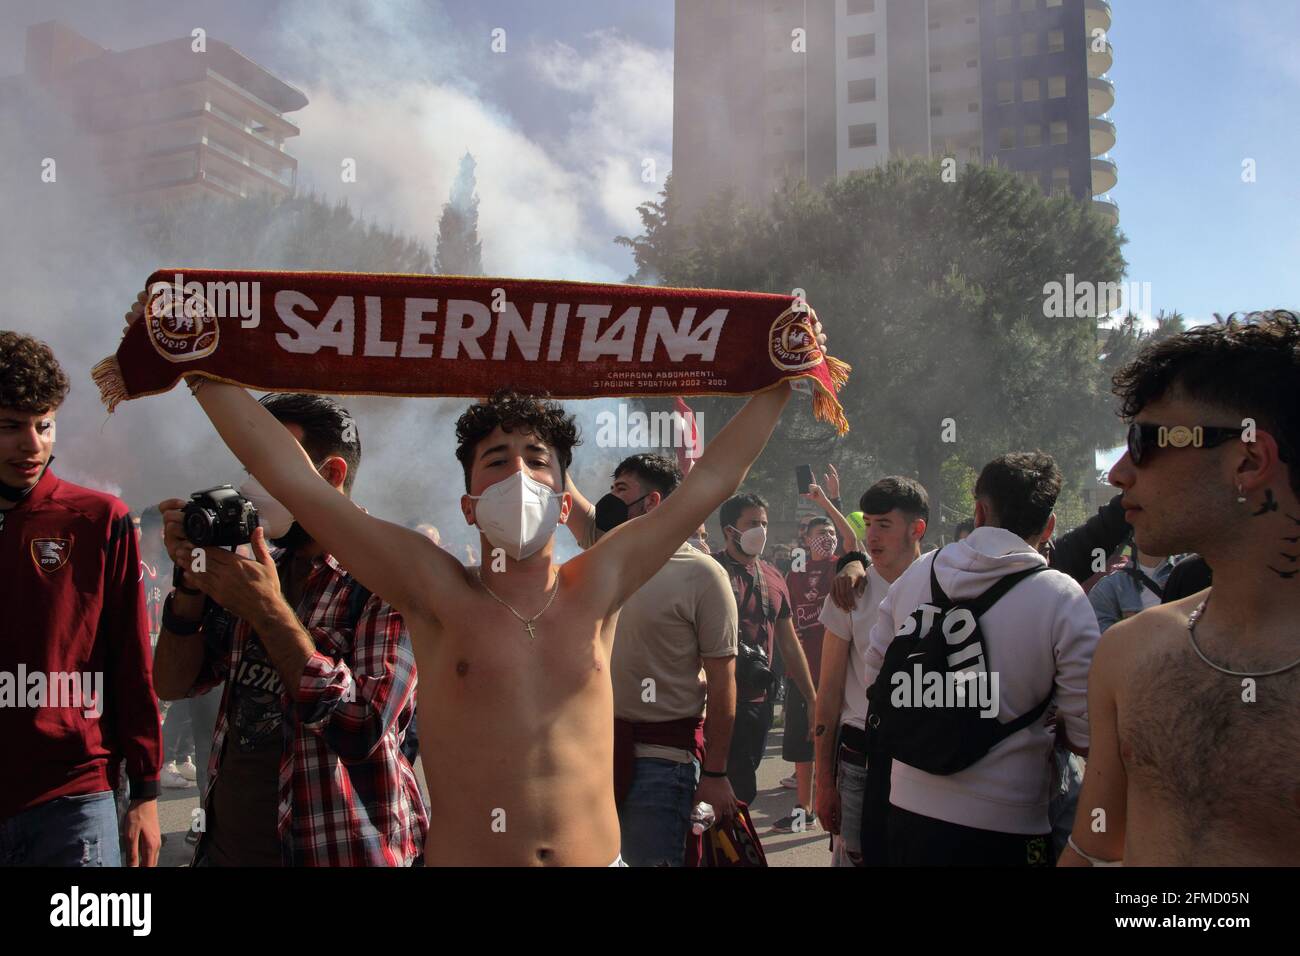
[{"left": 476, "top": 569, "right": 561, "bottom": 640}]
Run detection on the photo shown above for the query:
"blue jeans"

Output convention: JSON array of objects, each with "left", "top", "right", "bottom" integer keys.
[
  {"left": 618, "top": 756, "right": 700, "bottom": 867},
  {"left": 1049, "top": 743, "right": 1085, "bottom": 861},
  {"left": 833, "top": 757, "right": 867, "bottom": 867},
  {"left": 162, "top": 697, "right": 195, "bottom": 762},
  {"left": 0, "top": 791, "right": 122, "bottom": 866}
]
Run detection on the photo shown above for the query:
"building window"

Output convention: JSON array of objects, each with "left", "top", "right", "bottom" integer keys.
[
  {"left": 1021, "top": 32, "right": 1038, "bottom": 56},
  {"left": 930, "top": 61, "right": 943, "bottom": 73},
  {"left": 849, "top": 123, "right": 878, "bottom": 147},
  {"left": 996, "top": 0, "right": 1013, "bottom": 14},
  {"left": 968, "top": 102, "right": 980, "bottom": 112},
  {"left": 999, "top": 127, "right": 1016, "bottom": 150},
  {"left": 1050, "top": 120, "right": 1068, "bottom": 145},
  {"left": 1022, "top": 77, "right": 1041, "bottom": 101},
  {"left": 1048, "top": 75, "right": 1067, "bottom": 98},
  {"left": 847, "top": 0, "right": 876, "bottom": 13},
  {"left": 1051, "top": 166, "right": 1071, "bottom": 195},
  {"left": 996, "top": 36, "right": 1013, "bottom": 59},
  {"left": 1048, "top": 29, "right": 1065, "bottom": 53},
  {"left": 969, "top": 145, "right": 982, "bottom": 161},
  {"left": 1021, "top": 0, "right": 1036, "bottom": 11},
  {"left": 847, "top": 33, "right": 876, "bottom": 58},
  {"left": 998, "top": 80, "right": 1014, "bottom": 104},
  {"left": 1047, "top": 0, "right": 1063, "bottom": 6},
  {"left": 1023, "top": 123, "right": 1043, "bottom": 147},
  {"left": 847, "top": 77, "right": 877, "bottom": 102}
]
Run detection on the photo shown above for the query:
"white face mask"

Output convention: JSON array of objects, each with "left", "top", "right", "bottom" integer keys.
[
  {"left": 238, "top": 475, "right": 294, "bottom": 539},
  {"left": 469, "top": 470, "right": 564, "bottom": 561},
  {"left": 727, "top": 525, "right": 767, "bottom": 558},
  {"left": 688, "top": 535, "right": 708, "bottom": 552}
]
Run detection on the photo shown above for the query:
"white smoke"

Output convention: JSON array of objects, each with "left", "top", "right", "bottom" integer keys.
[{"left": 0, "top": 1, "right": 671, "bottom": 556}]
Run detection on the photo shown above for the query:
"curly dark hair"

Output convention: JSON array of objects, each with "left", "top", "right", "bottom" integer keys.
[
  {"left": 0, "top": 331, "right": 70, "bottom": 413},
  {"left": 454, "top": 389, "right": 580, "bottom": 491},
  {"left": 1112, "top": 310, "right": 1299, "bottom": 495},
  {"left": 974, "top": 451, "right": 1062, "bottom": 541}
]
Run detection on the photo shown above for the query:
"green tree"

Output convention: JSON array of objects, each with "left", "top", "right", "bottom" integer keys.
[
  {"left": 617, "top": 158, "right": 1130, "bottom": 535},
  {"left": 434, "top": 152, "right": 484, "bottom": 276}
]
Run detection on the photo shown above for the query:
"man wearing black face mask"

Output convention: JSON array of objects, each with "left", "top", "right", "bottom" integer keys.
[
  {"left": 713, "top": 492, "right": 817, "bottom": 807},
  {"left": 566, "top": 453, "right": 740, "bottom": 866},
  {"left": 152, "top": 393, "right": 427, "bottom": 866}
]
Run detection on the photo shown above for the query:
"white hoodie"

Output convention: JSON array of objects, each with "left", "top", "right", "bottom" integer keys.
[{"left": 864, "top": 526, "right": 1101, "bottom": 834}]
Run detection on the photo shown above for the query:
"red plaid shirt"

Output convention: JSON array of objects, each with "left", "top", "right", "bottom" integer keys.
[{"left": 188, "top": 550, "right": 426, "bottom": 866}]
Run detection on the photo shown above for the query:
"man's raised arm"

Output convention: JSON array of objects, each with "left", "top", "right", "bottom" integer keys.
[
  {"left": 583, "top": 383, "right": 792, "bottom": 610},
  {"left": 188, "top": 380, "right": 458, "bottom": 620}
]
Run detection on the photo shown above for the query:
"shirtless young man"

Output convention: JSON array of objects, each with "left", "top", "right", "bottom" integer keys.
[
  {"left": 1061, "top": 311, "right": 1300, "bottom": 866},
  {"left": 134, "top": 285, "right": 822, "bottom": 864}
]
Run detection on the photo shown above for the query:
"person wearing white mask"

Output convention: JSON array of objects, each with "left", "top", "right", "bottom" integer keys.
[
  {"left": 712, "top": 492, "right": 817, "bottom": 808},
  {"left": 171, "top": 361, "right": 814, "bottom": 866},
  {"left": 152, "top": 393, "right": 426, "bottom": 867}
]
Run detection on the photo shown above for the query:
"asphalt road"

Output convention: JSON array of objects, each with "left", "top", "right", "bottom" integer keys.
[{"left": 153, "top": 708, "right": 831, "bottom": 867}]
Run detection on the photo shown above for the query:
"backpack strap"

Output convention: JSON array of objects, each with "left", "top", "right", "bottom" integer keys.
[
  {"left": 928, "top": 548, "right": 953, "bottom": 610},
  {"left": 965, "top": 563, "right": 1048, "bottom": 618},
  {"left": 993, "top": 690, "right": 1054, "bottom": 742}
]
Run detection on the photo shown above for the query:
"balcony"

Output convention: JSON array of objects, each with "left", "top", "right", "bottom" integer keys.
[
  {"left": 1088, "top": 40, "right": 1113, "bottom": 78},
  {"left": 1092, "top": 196, "right": 1120, "bottom": 225},
  {"left": 1091, "top": 156, "right": 1118, "bottom": 194},
  {"left": 1088, "top": 75, "right": 1115, "bottom": 116},
  {"left": 1085, "top": 0, "right": 1112, "bottom": 36},
  {"left": 202, "top": 136, "right": 295, "bottom": 187},
  {"left": 1089, "top": 116, "right": 1116, "bottom": 156}
]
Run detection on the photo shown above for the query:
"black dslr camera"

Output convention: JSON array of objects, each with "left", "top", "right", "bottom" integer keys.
[{"left": 182, "top": 485, "right": 260, "bottom": 547}]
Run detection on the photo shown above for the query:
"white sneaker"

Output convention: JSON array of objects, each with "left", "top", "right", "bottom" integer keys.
[
  {"left": 779, "top": 774, "right": 798, "bottom": 789},
  {"left": 177, "top": 757, "right": 198, "bottom": 781},
  {"left": 161, "top": 761, "right": 195, "bottom": 789}
]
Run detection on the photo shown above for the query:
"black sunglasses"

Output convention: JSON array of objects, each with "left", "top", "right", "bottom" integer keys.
[{"left": 1126, "top": 422, "right": 1242, "bottom": 466}]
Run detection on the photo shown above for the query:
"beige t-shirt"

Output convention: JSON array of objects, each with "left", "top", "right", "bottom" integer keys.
[{"left": 582, "top": 516, "right": 738, "bottom": 761}]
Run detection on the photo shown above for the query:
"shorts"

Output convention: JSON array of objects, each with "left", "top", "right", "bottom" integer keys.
[{"left": 781, "top": 681, "right": 813, "bottom": 763}]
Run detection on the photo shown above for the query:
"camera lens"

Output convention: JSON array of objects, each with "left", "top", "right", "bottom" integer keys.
[{"left": 183, "top": 507, "right": 214, "bottom": 546}]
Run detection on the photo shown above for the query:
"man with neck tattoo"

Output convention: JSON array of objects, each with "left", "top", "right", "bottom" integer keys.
[
  {"left": 1062, "top": 310, "right": 1300, "bottom": 866},
  {"left": 0, "top": 331, "right": 161, "bottom": 866}
]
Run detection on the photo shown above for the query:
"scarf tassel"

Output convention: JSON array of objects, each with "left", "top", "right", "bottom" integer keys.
[{"left": 91, "top": 356, "right": 128, "bottom": 413}]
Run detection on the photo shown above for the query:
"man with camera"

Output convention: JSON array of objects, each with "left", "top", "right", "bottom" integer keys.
[
  {"left": 153, "top": 393, "right": 427, "bottom": 867},
  {"left": 713, "top": 492, "right": 817, "bottom": 808},
  {"left": 0, "top": 331, "right": 162, "bottom": 866}
]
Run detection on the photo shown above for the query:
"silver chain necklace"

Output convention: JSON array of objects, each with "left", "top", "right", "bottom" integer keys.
[
  {"left": 475, "top": 569, "right": 560, "bottom": 641},
  {"left": 1187, "top": 591, "right": 1300, "bottom": 678}
]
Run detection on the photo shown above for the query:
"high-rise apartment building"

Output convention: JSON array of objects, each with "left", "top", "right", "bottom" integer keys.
[
  {"left": 4, "top": 21, "right": 308, "bottom": 209},
  {"left": 673, "top": 0, "right": 1117, "bottom": 223}
]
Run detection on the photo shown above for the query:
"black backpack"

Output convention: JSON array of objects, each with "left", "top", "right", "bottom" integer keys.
[{"left": 865, "top": 550, "right": 1053, "bottom": 775}]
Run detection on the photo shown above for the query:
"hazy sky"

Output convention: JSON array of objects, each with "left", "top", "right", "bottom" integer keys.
[{"left": 2, "top": 0, "right": 1295, "bottom": 313}]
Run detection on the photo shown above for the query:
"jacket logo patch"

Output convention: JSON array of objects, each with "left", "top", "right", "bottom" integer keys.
[{"left": 32, "top": 537, "right": 71, "bottom": 572}]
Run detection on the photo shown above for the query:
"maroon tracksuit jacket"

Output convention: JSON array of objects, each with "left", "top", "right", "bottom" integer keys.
[{"left": 0, "top": 466, "right": 161, "bottom": 821}]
